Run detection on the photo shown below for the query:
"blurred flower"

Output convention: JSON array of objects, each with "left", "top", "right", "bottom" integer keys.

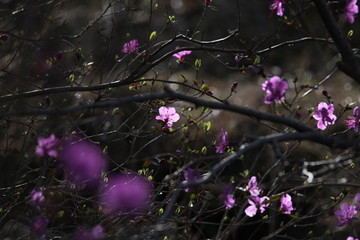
[
  {"left": 334, "top": 203, "right": 357, "bottom": 226},
  {"left": 155, "top": 106, "right": 180, "bottom": 129},
  {"left": 172, "top": 49, "right": 192, "bottom": 62},
  {"left": 280, "top": 194, "right": 294, "bottom": 214},
  {"left": 30, "top": 188, "right": 45, "bottom": 210},
  {"left": 206, "top": 90, "right": 214, "bottom": 95},
  {"left": 231, "top": 82, "right": 238, "bottom": 92},
  {"left": 215, "top": 129, "right": 229, "bottom": 154},
  {"left": 74, "top": 225, "right": 105, "bottom": 240},
  {"left": 245, "top": 196, "right": 269, "bottom": 217},
  {"left": 100, "top": 173, "right": 153, "bottom": 216},
  {"left": 234, "top": 55, "right": 241, "bottom": 62},
  {"left": 122, "top": 39, "right": 139, "bottom": 54},
  {"left": 59, "top": 137, "right": 108, "bottom": 189},
  {"left": 270, "top": 0, "right": 286, "bottom": 16},
  {"left": 0, "top": 34, "right": 9, "bottom": 41},
  {"left": 247, "top": 176, "right": 261, "bottom": 197},
  {"left": 344, "top": 0, "right": 358, "bottom": 24},
  {"left": 205, "top": 0, "right": 212, "bottom": 6},
  {"left": 221, "top": 184, "right": 235, "bottom": 209},
  {"left": 355, "top": 193, "right": 360, "bottom": 210},
  {"left": 262, "top": 76, "right": 288, "bottom": 104},
  {"left": 183, "top": 168, "right": 202, "bottom": 192},
  {"left": 345, "top": 107, "right": 360, "bottom": 132},
  {"left": 347, "top": 236, "right": 359, "bottom": 240},
  {"left": 35, "top": 134, "right": 59, "bottom": 158},
  {"left": 31, "top": 216, "right": 49, "bottom": 239},
  {"left": 313, "top": 102, "right": 337, "bottom": 130}
]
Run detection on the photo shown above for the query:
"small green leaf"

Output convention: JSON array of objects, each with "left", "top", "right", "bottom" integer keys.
[
  {"left": 149, "top": 31, "right": 157, "bottom": 40},
  {"left": 57, "top": 210, "right": 65, "bottom": 218},
  {"left": 112, "top": 107, "right": 120, "bottom": 115},
  {"left": 159, "top": 208, "right": 164, "bottom": 214},
  {"left": 203, "top": 121, "right": 211, "bottom": 131},
  {"left": 68, "top": 74, "right": 75, "bottom": 82},
  {"left": 201, "top": 146, "right": 207, "bottom": 155},
  {"left": 348, "top": 30, "right": 354, "bottom": 38},
  {"left": 194, "top": 59, "right": 202, "bottom": 70}
]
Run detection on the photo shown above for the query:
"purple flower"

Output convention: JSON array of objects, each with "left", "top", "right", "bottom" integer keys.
[
  {"left": 215, "top": 129, "right": 229, "bottom": 154},
  {"left": 280, "top": 194, "right": 294, "bottom": 214},
  {"left": 35, "top": 134, "right": 59, "bottom": 158},
  {"left": 31, "top": 216, "right": 49, "bottom": 239},
  {"left": 231, "top": 82, "right": 238, "bottom": 92},
  {"left": 354, "top": 193, "right": 360, "bottom": 210},
  {"left": 183, "top": 168, "right": 202, "bottom": 192},
  {"left": 122, "top": 39, "right": 139, "bottom": 54},
  {"left": 59, "top": 137, "right": 108, "bottom": 189},
  {"left": 344, "top": 0, "right": 358, "bottom": 24},
  {"left": 347, "top": 237, "right": 359, "bottom": 240},
  {"left": 269, "top": 0, "right": 286, "bottom": 16},
  {"left": 247, "top": 176, "right": 261, "bottom": 197},
  {"left": 30, "top": 188, "right": 45, "bottom": 210},
  {"left": 74, "top": 225, "right": 105, "bottom": 240},
  {"left": 221, "top": 184, "right": 236, "bottom": 209},
  {"left": 262, "top": 76, "right": 288, "bottom": 104},
  {"left": 99, "top": 173, "right": 153, "bottom": 216},
  {"left": 172, "top": 49, "right": 192, "bottom": 62},
  {"left": 345, "top": 107, "right": 360, "bottom": 132},
  {"left": 245, "top": 196, "right": 269, "bottom": 217},
  {"left": 334, "top": 202, "right": 357, "bottom": 226},
  {"left": 155, "top": 106, "right": 180, "bottom": 128},
  {"left": 0, "top": 34, "right": 9, "bottom": 41},
  {"left": 313, "top": 102, "right": 337, "bottom": 130}
]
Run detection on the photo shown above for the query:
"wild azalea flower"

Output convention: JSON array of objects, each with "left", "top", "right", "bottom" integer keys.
[
  {"left": 30, "top": 188, "right": 45, "bottom": 210},
  {"left": 183, "top": 168, "right": 202, "bottom": 192},
  {"left": 354, "top": 193, "right": 360, "bottom": 210},
  {"left": 313, "top": 102, "right": 337, "bottom": 130},
  {"left": 172, "top": 49, "right": 192, "bottom": 62},
  {"left": 31, "top": 216, "right": 49, "bottom": 239},
  {"left": 245, "top": 196, "right": 269, "bottom": 217},
  {"left": 221, "top": 184, "right": 236, "bottom": 209},
  {"left": 122, "top": 39, "right": 139, "bottom": 54},
  {"left": 334, "top": 202, "right": 357, "bottom": 226},
  {"left": 35, "top": 134, "right": 59, "bottom": 158},
  {"left": 155, "top": 106, "right": 180, "bottom": 129},
  {"left": 215, "top": 129, "right": 229, "bottom": 154},
  {"left": 262, "top": 76, "right": 288, "bottom": 104},
  {"left": 74, "top": 224, "right": 105, "bottom": 240},
  {"left": 280, "top": 194, "right": 294, "bottom": 214},
  {"left": 344, "top": 0, "right": 358, "bottom": 24},
  {"left": 345, "top": 106, "right": 360, "bottom": 132},
  {"left": 247, "top": 176, "right": 261, "bottom": 197},
  {"left": 269, "top": 0, "right": 286, "bottom": 16},
  {"left": 347, "top": 236, "right": 360, "bottom": 240}
]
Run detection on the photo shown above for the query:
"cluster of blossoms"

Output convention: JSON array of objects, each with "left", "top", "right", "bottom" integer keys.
[
  {"left": 334, "top": 193, "right": 360, "bottom": 227},
  {"left": 121, "top": 39, "right": 139, "bottom": 54},
  {"left": 245, "top": 176, "right": 294, "bottom": 217}
]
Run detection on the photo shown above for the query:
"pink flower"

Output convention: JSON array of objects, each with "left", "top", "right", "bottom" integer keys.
[
  {"left": 347, "top": 237, "right": 359, "bottom": 240},
  {"left": 262, "top": 76, "right": 288, "bottom": 104},
  {"left": 30, "top": 188, "right": 45, "bottom": 210},
  {"left": 245, "top": 196, "right": 269, "bottom": 217},
  {"left": 344, "top": 0, "right": 358, "bottom": 24},
  {"left": 122, "top": 39, "right": 139, "bottom": 54},
  {"left": 31, "top": 216, "right": 49, "bottom": 239},
  {"left": 313, "top": 102, "right": 337, "bottom": 130},
  {"left": 172, "top": 49, "right": 192, "bottom": 62},
  {"left": 74, "top": 225, "right": 105, "bottom": 240},
  {"left": 280, "top": 194, "right": 294, "bottom": 214},
  {"left": 354, "top": 193, "right": 360, "bottom": 210},
  {"left": 345, "top": 106, "right": 360, "bottom": 132},
  {"left": 59, "top": 137, "right": 108, "bottom": 189},
  {"left": 247, "top": 176, "right": 261, "bottom": 197},
  {"left": 155, "top": 106, "right": 180, "bottom": 128},
  {"left": 183, "top": 168, "right": 202, "bottom": 192},
  {"left": 35, "top": 134, "right": 59, "bottom": 158},
  {"left": 99, "top": 173, "right": 153, "bottom": 216},
  {"left": 269, "top": 0, "right": 286, "bottom": 16},
  {"left": 334, "top": 203, "right": 357, "bottom": 226},
  {"left": 215, "top": 129, "right": 229, "bottom": 154},
  {"left": 221, "top": 184, "right": 236, "bottom": 209}
]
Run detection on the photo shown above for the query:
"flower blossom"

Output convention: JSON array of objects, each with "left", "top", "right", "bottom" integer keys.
[
  {"left": 205, "top": 0, "right": 212, "bottom": 6},
  {"left": 183, "top": 168, "right": 202, "bottom": 192},
  {"left": 99, "top": 173, "right": 153, "bottom": 216},
  {"left": 221, "top": 184, "right": 236, "bottom": 209},
  {"left": 269, "top": 0, "right": 286, "bottom": 16},
  {"left": 313, "top": 102, "right": 337, "bottom": 130},
  {"left": 344, "top": 0, "right": 358, "bottom": 24},
  {"left": 245, "top": 196, "right": 269, "bottom": 217},
  {"left": 155, "top": 106, "right": 180, "bottom": 129},
  {"left": 74, "top": 225, "right": 105, "bottom": 240},
  {"left": 35, "top": 134, "right": 59, "bottom": 158},
  {"left": 334, "top": 202, "right": 357, "bottom": 226},
  {"left": 215, "top": 129, "right": 229, "bottom": 154},
  {"left": 354, "top": 193, "right": 360, "bottom": 210},
  {"left": 30, "top": 188, "right": 45, "bottom": 210},
  {"left": 262, "top": 76, "right": 288, "bottom": 104},
  {"left": 345, "top": 106, "right": 360, "bottom": 132},
  {"left": 59, "top": 136, "right": 108, "bottom": 189},
  {"left": 247, "top": 176, "right": 261, "bottom": 197},
  {"left": 122, "top": 39, "right": 139, "bottom": 54},
  {"left": 347, "top": 237, "right": 359, "bottom": 240},
  {"left": 31, "top": 216, "right": 49, "bottom": 239},
  {"left": 280, "top": 194, "right": 294, "bottom": 214},
  {"left": 172, "top": 49, "right": 192, "bottom": 62}
]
